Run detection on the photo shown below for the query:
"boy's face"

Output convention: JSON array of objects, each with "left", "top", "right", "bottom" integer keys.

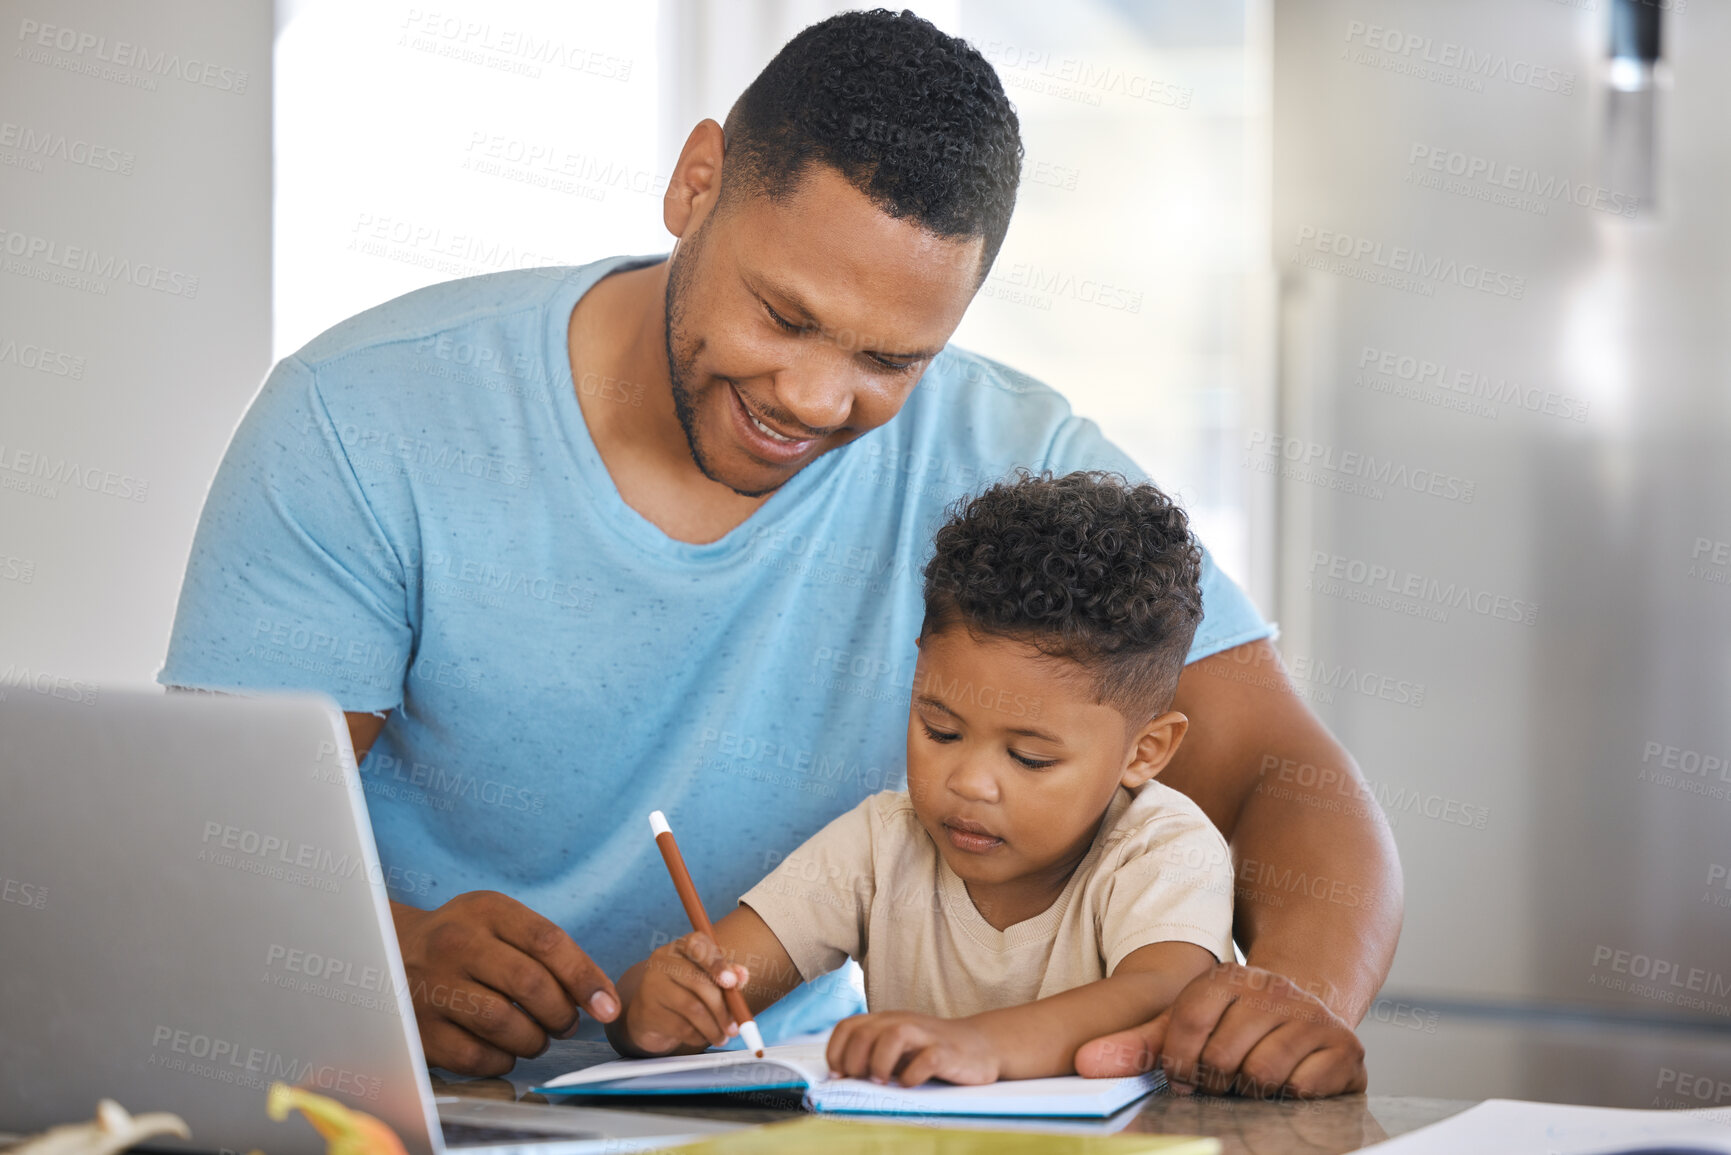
[{"left": 905, "top": 626, "right": 1186, "bottom": 898}]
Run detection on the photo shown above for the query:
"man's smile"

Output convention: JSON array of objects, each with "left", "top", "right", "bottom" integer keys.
[{"left": 725, "top": 382, "right": 822, "bottom": 464}]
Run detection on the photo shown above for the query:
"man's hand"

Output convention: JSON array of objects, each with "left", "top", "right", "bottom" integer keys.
[
  {"left": 1073, "top": 963, "right": 1367, "bottom": 1099},
  {"left": 392, "top": 891, "right": 620, "bottom": 1076},
  {"left": 612, "top": 931, "right": 751, "bottom": 1056},
  {"left": 825, "top": 1012, "right": 1001, "bottom": 1087}
]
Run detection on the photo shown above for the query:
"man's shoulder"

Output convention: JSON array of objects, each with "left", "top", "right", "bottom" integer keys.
[
  {"left": 292, "top": 267, "right": 574, "bottom": 370},
  {"left": 920, "top": 345, "right": 1075, "bottom": 414},
  {"left": 864, "top": 346, "right": 1085, "bottom": 482}
]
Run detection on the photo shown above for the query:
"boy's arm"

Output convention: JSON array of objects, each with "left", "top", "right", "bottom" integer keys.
[
  {"left": 605, "top": 904, "right": 803, "bottom": 1057},
  {"left": 826, "top": 940, "right": 1215, "bottom": 1085}
]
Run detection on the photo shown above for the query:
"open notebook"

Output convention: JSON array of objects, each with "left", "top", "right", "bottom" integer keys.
[{"left": 532, "top": 1042, "right": 1165, "bottom": 1118}]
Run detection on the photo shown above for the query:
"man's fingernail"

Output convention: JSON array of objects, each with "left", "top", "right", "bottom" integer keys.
[{"left": 590, "top": 991, "right": 619, "bottom": 1019}]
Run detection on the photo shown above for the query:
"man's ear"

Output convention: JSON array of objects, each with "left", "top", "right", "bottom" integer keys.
[
  {"left": 664, "top": 119, "right": 726, "bottom": 241},
  {"left": 1121, "top": 711, "right": 1189, "bottom": 790}
]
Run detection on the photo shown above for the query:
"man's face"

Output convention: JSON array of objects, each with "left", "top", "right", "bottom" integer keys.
[{"left": 663, "top": 164, "right": 985, "bottom": 498}]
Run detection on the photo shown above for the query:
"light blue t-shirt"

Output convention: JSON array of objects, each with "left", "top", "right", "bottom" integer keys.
[{"left": 159, "top": 254, "right": 1273, "bottom": 1039}]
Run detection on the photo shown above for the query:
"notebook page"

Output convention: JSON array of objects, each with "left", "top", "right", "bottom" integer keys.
[
  {"left": 538, "top": 1042, "right": 832, "bottom": 1091},
  {"left": 808, "top": 1072, "right": 1163, "bottom": 1118}
]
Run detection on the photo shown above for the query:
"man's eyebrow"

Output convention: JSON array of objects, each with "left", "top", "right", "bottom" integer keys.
[{"left": 746, "top": 272, "right": 944, "bottom": 361}]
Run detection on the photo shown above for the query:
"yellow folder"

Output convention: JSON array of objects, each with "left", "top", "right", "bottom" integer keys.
[{"left": 657, "top": 1116, "right": 1221, "bottom": 1154}]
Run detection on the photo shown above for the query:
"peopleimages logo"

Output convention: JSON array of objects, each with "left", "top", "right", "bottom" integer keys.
[
  {"left": 1307, "top": 551, "right": 1539, "bottom": 627},
  {"left": 1293, "top": 226, "right": 1525, "bottom": 299},
  {"left": 0, "top": 120, "right": 134, "bottom": 175},
  {"left": 0, "top": 227, "right": 199, "bottom": 298},
  {"left": 1342, "top": 20, "right": 1575, "bottom": 95},
  {"left": 15, "top": 19, "right": 250, "bottom": 93},
  {"left": 1407, "top": 144, "right": 1638, "bottom": 219},
  {"left": 1244, "top": 429, "right": 1476, "bottom": 504}
]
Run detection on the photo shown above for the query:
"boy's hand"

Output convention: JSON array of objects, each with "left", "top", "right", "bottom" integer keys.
[
  {"left": 617, "top": 931, "right": 750, "bottom": 1056},
  {"left": 826, "top": 1012, "right": 1001, "bottom": 1087},
  {"left": 1074, "top": 963, "right": 1367, "bottom": 1099}
]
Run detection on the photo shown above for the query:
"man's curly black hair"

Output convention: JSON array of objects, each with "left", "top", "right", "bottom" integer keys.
[
  {"left": 720, "top": 8, "right": 1023, "bottom": 277},
  {"left": 922, "top": 471, "right": 1204, "bottom": 720}
]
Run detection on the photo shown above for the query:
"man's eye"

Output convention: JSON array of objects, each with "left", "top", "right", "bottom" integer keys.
[
  {"left": 921, "top": 721, "right": 960, "bottom": 744},
  {"left": 764, "top": 302, "right": 806, "bottom": 333},
  {"left": 1009, "top": 751, "right": 1057, "bottom": 770},
  {"left": 868, "top": 354, "right": 919, "bottom": 373}
]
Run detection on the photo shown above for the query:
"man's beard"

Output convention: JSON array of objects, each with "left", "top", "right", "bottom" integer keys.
[{"left": 663, "top": 232, "right": 785, "bottom": 500}]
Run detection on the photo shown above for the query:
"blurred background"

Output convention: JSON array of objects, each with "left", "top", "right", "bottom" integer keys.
[{"left": 3, "top": 0, "right": 1727, "bottom": 1109}]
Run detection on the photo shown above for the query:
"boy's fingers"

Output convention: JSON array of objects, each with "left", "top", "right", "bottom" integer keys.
[
  {"left": 657, "top": 984, "right": 731, "bottom": 1048},
  {"left": 672, "top": 935, "right": 749, "bottom": 994},
  {"left": 840, "top": 1021, "right": 886, "bottom": 1078},
  {"left": 868, "top": 1025, "right": 924, "bottom": 1083},
  {"left": 1074, "top": 1010, "right": 1169, "bottom": 1078},
  {"left": 898, "top": 1048, "right": 942, "bottom": 1088},
  {"left": 825, "top": 1018, "right": 861, "bottom": 1076},
  {"left": 664, "top": 956, "right": 735, "bottom": 1037}
]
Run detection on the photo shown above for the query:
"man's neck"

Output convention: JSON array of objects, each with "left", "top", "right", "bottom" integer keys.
[{"left": 566, "top": 260, "right": 771, "bottom": 544}]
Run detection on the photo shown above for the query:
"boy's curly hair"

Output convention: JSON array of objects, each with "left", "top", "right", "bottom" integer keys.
[{"left": 921, "top": 471, "right": 1204, "bottom": 719}]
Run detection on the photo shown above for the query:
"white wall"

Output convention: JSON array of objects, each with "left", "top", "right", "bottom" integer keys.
[{"left": 0, "top": 0, "right": 272, "bottom": 696}]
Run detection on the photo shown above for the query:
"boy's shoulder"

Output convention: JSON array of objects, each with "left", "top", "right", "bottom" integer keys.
[
  {"left": 859, "top": 789, "right": 924, "bottom": 835},
  {"left": 1100, "top": 781, "right": 1231, "bottom": 864}
]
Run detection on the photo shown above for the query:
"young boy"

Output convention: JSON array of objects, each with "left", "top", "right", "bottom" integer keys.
[{"left": 606, "top": 471, "right": 1236, "bottom": 1086}]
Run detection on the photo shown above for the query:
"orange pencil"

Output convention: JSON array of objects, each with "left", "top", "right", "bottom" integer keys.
[{"left": 648, "top": 810, "right": 766, "bottom": 1058}]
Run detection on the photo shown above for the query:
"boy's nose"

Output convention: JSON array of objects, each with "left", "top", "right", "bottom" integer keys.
[{"left": 947, "top": 755, "right": 1000, "bottom": 803}]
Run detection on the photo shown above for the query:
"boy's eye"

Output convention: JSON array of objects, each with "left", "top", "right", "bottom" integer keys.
[
  {"left": 920, "top": 720, "right": 960, "bottom": 744},
  {"left": 1009, "top": 750, "right": 1057, "bottom": 770}
]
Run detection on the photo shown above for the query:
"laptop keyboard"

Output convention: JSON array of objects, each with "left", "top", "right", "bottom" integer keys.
[{"left": 440, "top": 1121, "right": 604, "bottom": 1147}]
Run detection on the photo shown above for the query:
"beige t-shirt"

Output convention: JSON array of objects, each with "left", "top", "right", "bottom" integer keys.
[{"left": 739, "top": 783, "right": 1234, "bottom": 1019}]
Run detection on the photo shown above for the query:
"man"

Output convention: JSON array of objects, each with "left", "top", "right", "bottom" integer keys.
[{"left": 161, "top": 10, "right": 1399, "bottom": 1098}]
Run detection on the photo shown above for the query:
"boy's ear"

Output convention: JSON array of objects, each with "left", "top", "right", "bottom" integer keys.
[{"left": 1121, "top": 711, "right": 1189, "bottom": 789}]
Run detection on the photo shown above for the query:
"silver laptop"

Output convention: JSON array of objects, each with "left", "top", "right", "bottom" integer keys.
[{"left": 0, "top": 688, "right": 743, "bottom": 1155}]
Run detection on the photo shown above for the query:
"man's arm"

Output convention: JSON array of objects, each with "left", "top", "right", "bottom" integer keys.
[
  {"left": 345, "top": 709, "right": 387, "bottom": 762},
  {"left": 1076, "top": 639, "right": 1402, "bottom": 1096},
  {"left": 342, "top": 709, "right": 622, "bottom": 1075},
  {"left": 1164, "top": 639, "right": 1403, "bottom": 1019}
]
